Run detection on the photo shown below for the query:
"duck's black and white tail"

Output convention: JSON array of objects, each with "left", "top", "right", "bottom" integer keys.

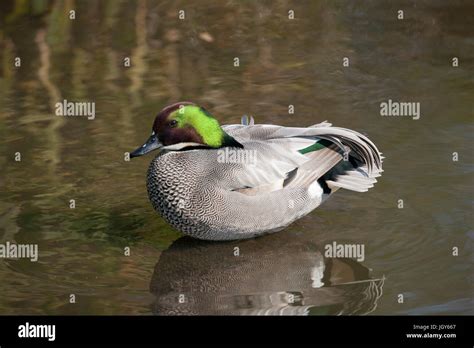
[
  {"left": 309, "top": 122, "right": 383, "bottom": 193},
  {"left": 285, "top": 121, "right": 384, "bottom": 193}
]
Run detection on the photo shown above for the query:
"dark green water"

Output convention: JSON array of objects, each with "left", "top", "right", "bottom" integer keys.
[{"left": 0, "top": 0, "right": 472, "bottom": 314}]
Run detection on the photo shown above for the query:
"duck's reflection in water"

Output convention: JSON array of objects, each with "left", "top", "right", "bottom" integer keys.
[{"left": 150, "top": 232, "right": 384, "bottom": 315}]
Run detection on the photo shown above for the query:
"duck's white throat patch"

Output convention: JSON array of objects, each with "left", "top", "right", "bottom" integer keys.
[{"left": 308, "top": 181, "right": 323, "bottom": 200}]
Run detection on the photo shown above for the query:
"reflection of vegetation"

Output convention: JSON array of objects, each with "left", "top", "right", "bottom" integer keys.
[
  {"left": 129, "top": 0, "right": 148, "bottom": 105},
  {"left": 36, "top": 28, "right": 64, "bottom": 171}
]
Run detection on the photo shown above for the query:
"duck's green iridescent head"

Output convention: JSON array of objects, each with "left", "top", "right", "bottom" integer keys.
[{"left": 130, "top": 102, "right": 242, "bottom": 158}]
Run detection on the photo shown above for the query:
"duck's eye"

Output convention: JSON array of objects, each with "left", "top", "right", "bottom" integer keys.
[{"left": 169, "top": 120, "right": 178, "bottom": 128}]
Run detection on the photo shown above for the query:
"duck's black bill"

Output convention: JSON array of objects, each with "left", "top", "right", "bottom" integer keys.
[{"left": 130, "top": 134, "right": 163, "bottom": 158}]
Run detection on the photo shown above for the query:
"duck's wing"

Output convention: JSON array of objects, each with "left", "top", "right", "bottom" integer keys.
[
  {"left": 223, "top": 123, "right": 382, "bottom": 171},
  {"left": 222, "top": 124, "right": 383, "bottom": 194},
  {"left": 222, "top": 136, "right": 333, "bottom": 193}
]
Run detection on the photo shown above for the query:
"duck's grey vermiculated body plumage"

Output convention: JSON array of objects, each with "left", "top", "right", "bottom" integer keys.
[{"left": 146, "top": 123, "right": 383, "bottom": 241}]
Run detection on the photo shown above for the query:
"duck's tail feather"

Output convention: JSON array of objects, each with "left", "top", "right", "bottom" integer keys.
[
  {"left": 286, "top": 125, "right": 384, "bottom": 193},
  {"left": 304, "top": 126, "right": 383, "bottom": 175},
  {"left": 325, "top": 165, "right": 382, "bottom": 193}
]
